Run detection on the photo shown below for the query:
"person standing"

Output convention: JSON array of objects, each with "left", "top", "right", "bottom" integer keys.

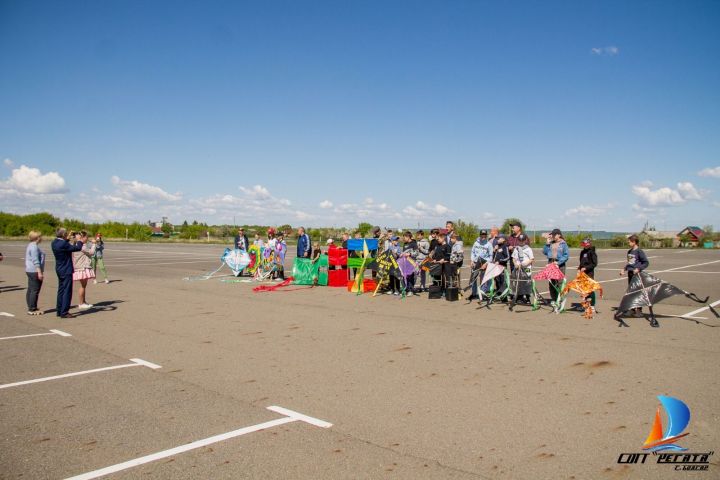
[
  {"left": 510, "top": 233, "right": 534, "bottom": 303},
  {"left": 297, "top": 227, "right": 311, "bottom": 259},
  {"left": 25, "top": 231, "right": 46, "bottom": 315},
  {"left": 469, "top": 230, "right": 493, "bottom": 300},
  {"left": 73, "top": 231, "right": 96, "bottom": 310},
  {"left": 542, "top": 228, "right": 569, "bottom": 304},
  {"left": 415, "top": 230, "right": 430, "bottom": 292},
  {"left": 578, "top": 238, "right": 598, "bottom": 312},
  {"left": 234, "top": 228, "right": 249, "bottom": 250},
  {"left": 52, "top": 228, "right": 83, "bottom": 318},
  {"left": 401, "top": 231, "right": 418, "bottom": 295},
  {"left": 430, "top": 233, "right": 452, "bottom": 296},
  {"left": 619, "top": 234, "right": 651, "bottom": 321},
  {"left": 507, "top": 222, "right": 523, "bottom": 256},
  {"left": 92, "top": 233, "right": 109, "bottom": 284},
  {"left": 445, "top": 221, "right": 456, "bottom": 243}
]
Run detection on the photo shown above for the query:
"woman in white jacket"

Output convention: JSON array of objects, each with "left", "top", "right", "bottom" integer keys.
[{"left": 72, "top": 231, "right": 96, "bottom": 310}]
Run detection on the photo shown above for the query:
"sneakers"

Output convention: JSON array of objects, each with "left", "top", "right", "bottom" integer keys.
[
  {"left": 386, "top": 291, "right": 393, "bottom": 295},
  {"left": 406, "top": 291, "right": 414, "bottom": 297},
  {"left": 104, "top": 279, "right": 110, "bottom": 284},
  {"left": 393, "top": 292, "right": 400, "bottom": 296},
  {"left": 93, "top": 279, "right": 98, "bottom": 285},
  {"left": 78, "top": 303, "right": 94, "bottom": 310}
]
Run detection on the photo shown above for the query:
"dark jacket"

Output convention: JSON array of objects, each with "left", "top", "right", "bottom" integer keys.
[
  {"left": 579, "top": 246, "right": 598, "bottom": 275},
  {"left": 493, "top": 243, "right": 510, "bottom": 266},
  {"left": 625, "top": 247, "right": 649, "bottom": 272},
  {"left": 431, "top": 243, "right": 451, "bottom": 262},
  {"left": 297, "top": 233, "right": 311, "bottom": 258},
  {"left": 233, "top": 234, "right": 249, "bottom": 250},
  {"left": 52, "top": 238, "right": 83, "bottom": 276}
]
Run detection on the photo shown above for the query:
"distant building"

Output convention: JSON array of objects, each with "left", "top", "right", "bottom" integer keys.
[
  {"left": 642, "top": 230, "right": 679, "bottom": 248},
  {"left": 676, "top": 226, "right": 705, "bottom": 247}
]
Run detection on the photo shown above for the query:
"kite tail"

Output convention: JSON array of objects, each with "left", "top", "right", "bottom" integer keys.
[
  {"left": 684, "top": 292, "right": 710, "bottom": 304},
  {"left": 253, "top": 277, "right": 312, "bottom": 293},
  {"left": 531, "top": 280, "right": 540, "bottom": 310}
]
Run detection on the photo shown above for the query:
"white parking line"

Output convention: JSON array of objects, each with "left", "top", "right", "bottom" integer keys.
[
  {"left": 65, "top": 406, "right": 332, "bottom": 480},
  {"left": 0, "top": 358, "right": 161, "bottom": 390},
  {"left": 680, "top": 298, "right": 720, "bottom": 318},
  {"left": 0, "top": 329, "right": 72, "bottom": 341}
]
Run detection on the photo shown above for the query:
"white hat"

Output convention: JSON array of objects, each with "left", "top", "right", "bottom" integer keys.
[{"left": 326, "top": 238, "right": 334, "bottom": 244}]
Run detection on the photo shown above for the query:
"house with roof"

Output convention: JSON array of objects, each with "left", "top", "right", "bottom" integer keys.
[
  {"left": 676, "top": 226, "right": 704, "bottom": 247},
  {"left": 642, "top": 229, "right": 679, "bottom": 248}
]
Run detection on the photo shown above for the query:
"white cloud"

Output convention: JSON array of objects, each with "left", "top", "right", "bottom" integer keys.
[
  {"left": 698, "top": 166, "right": 720, "bottom": 178},
  {"left": 1, "top": 165, "right": 67, "bottom": 195},
  {"left": 110, "top": 175, "right": 181, "bottom": 202},
  {"left": 3, "top": 158, "right": 13, "bottom": 168},
  {"left": 402, "top": 201, "right": 452, "bottom": 218},
  {"left": 591, "top": 46, "right": 619, "bottom": 56},
  {"left": 563, "top": 203, "right": 615, "bottom": 218},
  {"left": 676, "top": 182, "right": 702, "bottom": 200},
  {"left": 319, "top": 200, "right": 333, "bottom": 209},
  {"left": 632, "top": 181, "right": 705, "bottom": 207}
]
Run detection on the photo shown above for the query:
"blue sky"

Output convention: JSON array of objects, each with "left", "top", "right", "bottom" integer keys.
[{"left": 1, "top": 0, "right": 719, "bottom": 230}]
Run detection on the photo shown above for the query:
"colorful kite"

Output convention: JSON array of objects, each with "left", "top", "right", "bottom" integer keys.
[
  {"left": 183, "top": 248, "right": 250, "bottom": 281},
  {"left": 478, "top": 262, "right": 510, "bottom": 306},
  {"left": 397, "top": 256, "right": 419, "bottom": 297},
  {"left": 533, "top": 263, "right": 567, "bottom": 312},
  {"left": 561, "top": 272, "right": 603, "bottom": 319},
  {"left": 614, "top": 272, "right": 716, "bottom": 327}
]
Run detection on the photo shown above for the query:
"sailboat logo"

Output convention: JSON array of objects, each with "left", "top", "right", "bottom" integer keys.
[{"left": 642, "top": 395, "right": 691, "bottom": 452}]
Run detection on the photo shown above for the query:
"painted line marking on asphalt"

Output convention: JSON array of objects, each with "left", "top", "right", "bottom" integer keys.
[
  {"left": 0, "top": 312, "right": 15, "bottom": 317},
  {"left": 0, "top": 358, "right": 161, "bottom": 390},
  {"left": 680, "top": 298, "right": 720, "bottom": 319},
  {"left": 594, "top": 268, "right": 720, "bottom": 274},
  {"left": 0, "top": 329, "right": 72, "bottom": 341},
  {"left": 64, "top": 406, "right": 332, "bottom": 480}
]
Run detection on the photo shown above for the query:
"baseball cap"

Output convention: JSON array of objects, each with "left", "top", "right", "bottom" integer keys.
[
  {"left": 479, "top": 229, "right": 488, "bottom": 235},
  {"left": 581, "top": 237, "right": 592, "bottom": 246},
  {"left": 326, "top": 238, "right": 334, "bottom": 244},
  {"left": 390, "top": 235, "right": 399, "bottom": 241}
]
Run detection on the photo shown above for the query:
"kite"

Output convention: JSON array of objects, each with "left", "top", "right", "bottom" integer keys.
[
  {"left": 533, "top": 263, "right": 567, "bottom": 312},
  {"left": 246, "top": 244, "right": 262, "bottom": 276},
  {"left": 183, "top": 248, "right": 250, "bottom": 281},
  {"left": 478, "top": 262, "right": 510, "bottom": 306},
  {"left": 370, "top": 250, "right": 403, "bottom": 297},
  {"left": 561, "top": 272, "right": 603, "bottom": 319},
  {"left": 614, "top": 272, "right": 717, "bottom": 328},
  {"left": 397, "top": 256, "right": 419, "bottom": 297},
  {"left": 508, "top": 267, "right": 539, "bottom": 311}
]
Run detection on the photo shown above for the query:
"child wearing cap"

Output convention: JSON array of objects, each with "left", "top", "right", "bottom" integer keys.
[
  {"left": 511, "top": 234, "right": 534, "bottom": 303},
  {"left": 578, "top": 238, "right": 598, "bottom": 312},
  {"left": 542, "top": 229, "right": 569, "bottom": 304}
]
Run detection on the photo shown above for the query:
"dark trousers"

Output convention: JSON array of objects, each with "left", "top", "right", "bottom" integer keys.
[
  {"left": 549, "top": 264, "right": 566, "bottom": 301},
  {"left": 405, "top": 274, "right": 415, "bottom": 292},
  {"left": 56, "top": 273, "right": 73, "bottom": 316},
  {"left": 26, "top": 272, "right": 43, "bottom": 311}
]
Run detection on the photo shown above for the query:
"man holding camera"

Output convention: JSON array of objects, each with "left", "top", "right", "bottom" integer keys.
[{"left": 51, "top": 228, "right": 84, "bottom": 318}]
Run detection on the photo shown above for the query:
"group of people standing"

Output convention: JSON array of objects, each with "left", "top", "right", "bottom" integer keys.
[
  {"left": 24, "top": 228, "right": 110, "bottom": 317},
  {"left": 227, "top": 221, "right": 651, "bottom": 315}
]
